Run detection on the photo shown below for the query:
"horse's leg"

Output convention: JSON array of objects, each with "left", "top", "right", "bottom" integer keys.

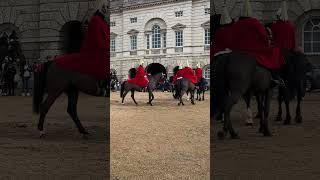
[
  {"left": 67, "top": 89, "right": 88, "bottom": 135},
  {"left": 261, "top": 90, "right": 272, "bottom": 136},
  {"left": 202, "top": 89, "right": 205, "bottom": 101},
  {"left": 178, "top": 90, "right": 186, "bottom": 106},
  {"left": 243, "top": 93, "right": 253, "bottom": 126},
  {"left": 295, "top": 87, "right": 303, "bottom": 123},
  {"left": 121, "top": 89, "right": 129, "bottom": 104},
  {"left": 255, "top": 95, "right": 262, "bottom": 119},
  {"left": 131, "top": 90, "right": 138, "bottom": 105},
  {"left": 283, "top": 88, "right": 292, "bottom": 125},
  {"left": 224, "top": 92, "right": 240, "bottom": 139},
  {"left": 191, "top": 89, "right": 195, "bottom": 105},
  {"left": 276, "top": 88, "right": 283, "bottom": 122},
  {"left": 38, "top": 90, "right": 63, "bottom": 137}
]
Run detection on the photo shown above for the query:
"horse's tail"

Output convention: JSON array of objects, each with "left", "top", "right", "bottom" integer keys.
[
  {"left": 120, "top": 81, "right": 126, "bottom": 98},
  {"left": 175, "top": 79, "right": 182, "bottom": 98},
  {"left": 33, "top": 62, "right": 51, "bottom": 114},
  {"left": 212, "top": 54, "right": 230, "bottom": 115}
]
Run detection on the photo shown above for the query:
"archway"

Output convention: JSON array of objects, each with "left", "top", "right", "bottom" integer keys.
[
  {"left": 59, "top": 21, "right": 84, "bottom": 54},
  {"left": 145, "top": 63, "right": 167, "bottom": 76}
]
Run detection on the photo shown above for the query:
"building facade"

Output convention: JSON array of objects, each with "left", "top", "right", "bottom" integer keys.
[
  {"left": 0, "top": 0, "right": 97, "bottom": 62},
  {"left": 110, "top": 0, "right": 211, "bottom": 80},
  {"left": 0, "top": 0, "right": 319, "bottom": 80}
]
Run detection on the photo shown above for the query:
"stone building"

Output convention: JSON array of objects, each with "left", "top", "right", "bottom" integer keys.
[
  {"left": 0, "top": 0, "right": 97, "bottom": 63},
  {"left": 110, "top": 0, "right": 211, "bottom": 80},
  {"left": 0, "top": 0, "right": 319, "bottom": 80}
]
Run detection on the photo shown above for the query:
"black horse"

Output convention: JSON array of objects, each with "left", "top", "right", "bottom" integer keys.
[
  {"left": 33, "top": 61, "right": 107, "bottom": 137},
  {"left": 212, "top": 52, "right": 273, "bottom": 139},
  {"left": 175, "top": 78, "right": 196, "bottom": 106},
  {"left": 120, "top": 72, "right": 165, "bottom": 106},
  {"left": 275, "top": 51, "right": 312, "bottom": 124},
  {"left": 196, "top": 77, "right": 207, "bottom": 101}
]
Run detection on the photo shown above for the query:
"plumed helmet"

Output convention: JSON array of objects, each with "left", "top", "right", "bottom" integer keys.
[
  {"left": 221, "top": 6, "right": 232, "bottom": 25},
  {"left": 95, "top": 0, "right": 108, "bottom": 14},
  {"left": 241, "top": 0, "right": 253, "bottom": 17},
  {"left": 279, "top": 0, "right": 289, "bottom": 21}
]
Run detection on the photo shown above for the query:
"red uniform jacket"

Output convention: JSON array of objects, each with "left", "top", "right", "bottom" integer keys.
[
  {"left": 127, "top": 65, "right": 149, "bottom": 87},
  {"left": 212, "top": 24, "right": 234, "bottom": 56},
  {"left": 172, "top": 69, "right": 184, "bottom": 84},
  {"left": 194, "top": 68, "right": 203, "bottom": 83},
  {"left": 231, "top": 17, "right": 284, "bottom": 69},
  {"left": 54, "top": 13, "right": 110, "bottom": 80},
  {"left": 271, "top": 20, "right": 296, "bottom": 50},
  {"left": 182, "top": 67, "right": 198, "bottom": 84}
]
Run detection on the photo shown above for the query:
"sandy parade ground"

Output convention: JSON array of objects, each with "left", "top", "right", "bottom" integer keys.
[
  {"left": 212, "top": 92, "right": 320, "bottom": 180},
  {"left": 110, "top": 91, "right": 210, "bottom": 180},
  {"left": 0, "top": 94, "right": 109, "bottom": 179}
]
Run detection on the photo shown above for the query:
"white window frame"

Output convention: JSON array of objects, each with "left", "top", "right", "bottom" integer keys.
[
  {"left": 130, "top": 17, "right": 137, "bottom": 23},
  {"left": 203, "top": 65, "right": 210, "bottom": 79},
  {"left": 152, "top": 25, "right": 161, "bottom": 49},
  {"left": 175, "top": 31, "right": 183, "bottom": 47},
  {"left": 303, "top": 17, "right": 320, "bottom": 55},
  {"left": 130, "top": 35, "right": 137, "bottom": 51},
  {"left": 163, "top": 32, "right": 167, "bottom": 48},
  {"left": 204, "top": 29, "right": 210, "bottom": 46},
  {"left": 205, "top": 8, "right": 210, "bottom": 15},
  {"left": 111, "top": 38, "right": 116, "bottom": 52},
  {"left": 175, "top": 11, "right": 183, "bottom": 17}
]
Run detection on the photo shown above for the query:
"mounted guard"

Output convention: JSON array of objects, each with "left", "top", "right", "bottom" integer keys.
[
  {"left": 231, "top": 0, "right": 285, "bottom": 85},
  {"left": 127, "top": 59, "right": 149, "bottom": 89},
  {"left": 54, "top": 0, "right": 110, "bottom": 81},
  {"left": 271, "top": 0, "right": 296, "bottom": 51}
]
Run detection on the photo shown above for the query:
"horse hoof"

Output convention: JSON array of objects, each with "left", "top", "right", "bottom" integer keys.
[
  {"left": 275, "top": 116, "right": 282, "bottom": 122},
  {"left": 39, "top": 131, "right": 46, "bottom": 138},
  {"left": 121, "top": 102, "right": 124, "bottom": 105},
  {"left": 283, "top": 121, "right": 291, "bottom": 125},
  {"left": 230, "top": 133, "right": 239, "bottom": 139},
  {"left": 217, "top": 131, "right": 225, "bottom": 140},
  {"left": 263, "top": 131, "right": 272, "bottom": 137},
  {"left": 295, "top": 116, "right": 302, "bottom": 124}
]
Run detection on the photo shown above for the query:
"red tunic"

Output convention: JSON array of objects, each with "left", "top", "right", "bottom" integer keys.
[
  {"left": 182, "top": 67, "right": 198, "bottom": 84},
  {"left": 271, "top": 20, "right": 296, "bottom": 50},
  {"left": 127, "top": 65, "right": 149, "bottom": 87},
  {"left": 172, "top": 69, "right": 184, "bottom": 84},
  {"left": 212, "top": 24, "right": 234, "bottom": 56},
  {"left": 231, "top": 17, "right": 284, "bottom": 69},
  {"left": 194, "top": 68, "right": 203, "bottom": 83},
  {"left": 54, "top": 14, "right": 110, "bottom": 79}
]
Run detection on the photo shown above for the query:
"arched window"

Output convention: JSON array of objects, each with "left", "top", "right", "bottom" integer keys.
[
  {"left": 152, "top": 25, "right": 161, "bottom": 48},
  {"left": 203, "top": 65, "right": 210, "bottom": 79},
  {"left": 303, "top": 18, "right": 320, "bottom": 54}
]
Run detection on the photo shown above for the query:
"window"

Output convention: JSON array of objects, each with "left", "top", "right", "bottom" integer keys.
[
  {"left": 204, "top": 66, "right": 210, "bottom": 79},
  {"left": 163, "top": 32, "right": 166, "bottom": 48},
  {"left": 205, "top": 8, "right": 210, "bottom": 15},
  {"left": 130, "top": 17, "right": 137, "bottom": 23},
  {"left": 146, "top": 34, "right": 150, "bottom": 49},
  {"left": 152, "top": 25, "right": 161, "bottom": 48},
  {"left": 110, "top": 21, "right": 116, "bottom": 27},
  {"left": 175, "top": 11, "right": 183, "bottom": 17},
  {"left": 111, "top": 38, "right": 116, "bottom": 52},
  {"left": 130, "top": 35, "right": 137, "bottom": 50},
  {"left": 204, "top": 29, "right": 210, "bottom": 45},
  {"left": 303, "top": 18, "right": 320, "bottom": 54},
  {"left": 175, "top": 31, "right": 183, "bottom": 47}
]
